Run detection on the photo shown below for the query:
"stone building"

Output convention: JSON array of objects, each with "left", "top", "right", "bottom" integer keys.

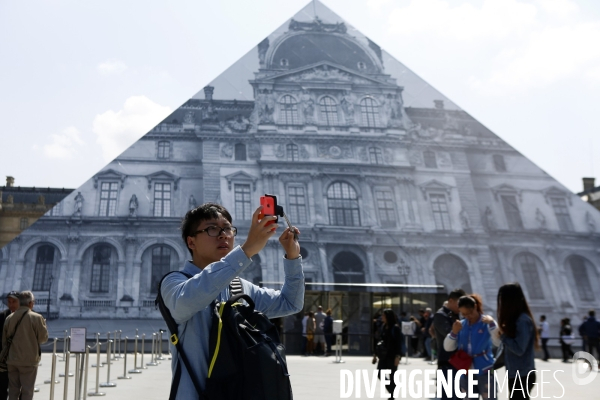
[
  {"left": 1, "top": 2, "right": 599, "bottom": 354},
  {"left": 0, "top": 176, "right": 72, "bottom": 249}
]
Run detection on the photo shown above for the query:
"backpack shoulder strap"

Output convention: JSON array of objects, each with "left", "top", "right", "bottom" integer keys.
[{"left": 229, "top": 276, "right": 244, "bottom": 297}]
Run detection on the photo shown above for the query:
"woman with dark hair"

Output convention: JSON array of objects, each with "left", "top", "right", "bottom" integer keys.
[
  {"left": 444, "top": 294, "right": 500, "bottom": 399},
  {"left": 306, "top": 311, "right": 316, "bottom": 355},
  {"left": 373, "top": 309, "right": 401, "bottom": 399},
  {"left": 497, "top": 283, "right": 539, "bottom": 399}
]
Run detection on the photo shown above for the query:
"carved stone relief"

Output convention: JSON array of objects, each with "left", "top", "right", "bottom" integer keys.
[
  {"left": 438, "top": 152, "right": 452, "bottom": 168},
  {"left": 220, "top": 143, "right": 233, "bottom": 159},
  {"left": 248, "top": 143, "right": 261, "bottom": 160}
]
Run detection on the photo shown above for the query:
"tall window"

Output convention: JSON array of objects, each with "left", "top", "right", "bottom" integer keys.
[
  {"left": 516, "top": 253, "right": 544, "bottom": 300},
  {"left": 423, "top": 151, "right": 437, "bottom": 168},
  {"left": 33, "top": 245, "right": 54, "bottom": 291},
  {"left": 375, "top": 189, "right": 396, "bottom": 228},
  {"left": 369, "top": 147, "right": 384, "bottom": 165},
  {"left": 235, "top": 143, "right": 247, "bottom": 161},
  {"left": 91, "top": 245, "right": 111, "bottom": 293},
  {"left": 287, "top": 186, "right": 307, "bottom": 224},
  {"left": 327, "top": 182, "right": 360, "bottom": 226},
  {"left": 150, "top": 246, "right": 171, "bottom": 294},
  {"left": 569, "top": 256, "right": 595, "bottom": 301},
  {"left": 493, "top": 155, "right": 506, "bottom": 172},
  {"left": 154, "top": 183, "right": 171, "bottom": 217},
  {"left": 501, "top": 195, "right": 523, "bottom": 230},
  {"left": 430, "top": 194, "right": 451, "bottom": 230},
  {"left": 319, "top": 96, "right": 338, "bottom": 126},
  {"left": 50, "top": 202, "right": 62, "bottom": 216},
  {"left": 286, "top": 144, "right": 299, "bottom": 161},
  {"left": 551, "top": 197, "right": 573, "bottom": 231},
  {"left": 234, "top": 184, "right": 252, "bottom": 220},
  {"left": 279, "top": 95, "right": 299, "bottom": 125},
  {"left": 20, "top": 217, "right": 29, "bottom": 230},
  {"left": 157, "top": 141, "right": 170, "bottom": 159},
  {"left": 360, "top": 97, "right": 380, "bottom": 128},
  {"left": 99, "top": 182, "right": 119, "bottom": 217}
]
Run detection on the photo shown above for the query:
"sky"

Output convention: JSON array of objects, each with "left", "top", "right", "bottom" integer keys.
[{"left": 0, "top": 0, "right": 599, "bottom": 194}]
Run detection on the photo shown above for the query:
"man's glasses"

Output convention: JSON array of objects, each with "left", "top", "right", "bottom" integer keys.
[{"left": 194, "top": 226, "right": 237, "bottom": 237}]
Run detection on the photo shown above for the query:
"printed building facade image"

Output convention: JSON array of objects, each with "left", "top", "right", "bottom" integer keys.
[{"left": 1, "top": 1, "right": 599, "bottom": 354}]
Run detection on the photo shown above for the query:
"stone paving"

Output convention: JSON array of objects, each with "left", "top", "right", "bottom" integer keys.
[{"left": 31, "top": 352, "right": 600, "bottom": 399}]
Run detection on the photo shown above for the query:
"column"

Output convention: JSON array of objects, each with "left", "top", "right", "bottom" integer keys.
[
  {"left": 311, "top": 172, "right": 326, "bottom": 224},
  {"left": 359, "top": 177, "right": 377, "bottom": 226},
  {"left": 364, "top": 246, "right": 379, "bottom": 285},
  {"left": 317, "top": 243, "right": 330, "bottom": 290}
]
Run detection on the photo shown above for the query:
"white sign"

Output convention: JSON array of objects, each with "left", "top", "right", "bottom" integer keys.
[{"left": 70, "top": 327, "right": 87, "bottom": 353}]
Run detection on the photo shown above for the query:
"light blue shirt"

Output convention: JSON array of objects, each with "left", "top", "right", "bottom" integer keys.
[{"left": 161, "top": 245, "right": 305, "bottom": 400}]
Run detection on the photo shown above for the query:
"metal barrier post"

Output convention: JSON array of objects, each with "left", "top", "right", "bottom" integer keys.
[
  {"left": 88, "top": 341, "right": 106, "bottom": 397},
  {"left": 45, "top": 338, "right": 60, "bottom": 384},
  {"left": 112, "top": 330, "right": 118, "bottom": 360},
  {"left": 74, "top": 353, "right": 81, "bottom": 400},
  {"left": 157, "top": 330, "right": 165, "bottom": 360},
  {"left": 61, "top": 330, "right": 67, "bottom": 361},
  {"left": 117, "top": 330, "right": 122, "bottom": 358},
  {"left": 140, "top": 333, "right": 147, "bottom": 369},
  {"left": 49, "top": 353, "right": 57, "bottom": 400},
  {"left": 146, "top": 333, "right": 158, "bottom": 366},
  {"left": 59, "top": 337, "right": 74, "bottom": 377},
  {"left": 91, "top": 333, "right": 103, "bottom": 368},
  {"left": 62, "top": 351, "right": 70, "bottom": 400},
  {"left": 103, "top": 332, "right": 111, "bottom": 365},
  {"left": 118, "top": 337, "right": 132, "bottom": 380},
  {"left": 99, "top": 340, "right": 116, "bottom": 388},
  {"left": 129, "top": 335, "right": 142, "bottom": 374},
  {"left": 83, "top": 346, "right": 90, "bottom": 400}
]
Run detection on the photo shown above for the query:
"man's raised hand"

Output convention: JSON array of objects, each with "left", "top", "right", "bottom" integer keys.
[{"left": 241, "top": 206, "right": 278, "bottom": 258}]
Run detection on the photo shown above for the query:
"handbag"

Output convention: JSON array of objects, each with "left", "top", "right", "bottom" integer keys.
[
  {"left": 375, "top": 340, "right": 388, "bottom": 359},
  {"left": 0, "top": 310, "right": 29, "bottom": 371},
  {"left": 449, "top": 349, "right": 472, "bottom": 371}
]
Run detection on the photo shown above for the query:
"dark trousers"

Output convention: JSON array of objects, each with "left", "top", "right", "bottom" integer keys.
[
  {"left": 587, "top": 337, "right": 600, "bottom": 360},
  {"left": 541, "top": 338, "right": 550, "bottom": 360},
  {"left": 437, "top": 364, "right": 457, "bottom": 400},
  {"left": 508, "top": 372, "right": 536, "bottom": 400},
  {"left": 378, "top": 365, "right": 397, "bottom": 399},
  {"left": 0, "top": 370, "right": 8, "bottom": 400},
  {"left": 560, "top": 341, "right": 574, "bottom": 361},
  {"left": 324, "top": 333, "right": 333, "bottom": 353}
]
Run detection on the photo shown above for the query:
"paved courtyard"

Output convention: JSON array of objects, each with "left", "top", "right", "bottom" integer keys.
[{"left": 32, "top": 352, "right": 599, "bottom": 399}]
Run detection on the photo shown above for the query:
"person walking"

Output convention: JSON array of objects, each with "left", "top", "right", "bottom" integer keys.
[
  {"left": 0, "top": 292, "right": 21, "bottom": 400},
  {"left": 1, "top": 291, "right": 48, "bottom": 400},
  {"left": 559, "top": 318, "right": 575, "bottom": 362},
  {"left": 538, "top": 315, "right": 550, "bottom": 361},
  {"left": 323, "top": 308, "right": 333, "bottom": 356},
  {"left": 314, "top": 306, "right": 326, "bottom": 355},
  {"left": 580, "top": 310, "right": 600, "bottom": 362},
  {"left": 305, "top": 311, "right": 316, "bottom": 356},
  {"left": 444, "top": 294, "right": 500, "bottom": 399},
  {"left": 433, "top": 288, "right": 466, "bottom": 400},
  {"left": 497, "top": 283, "right": 538, "bottom": 400},
  {"left": 373, "top": 309, "right": 401, "bottom": 400}
]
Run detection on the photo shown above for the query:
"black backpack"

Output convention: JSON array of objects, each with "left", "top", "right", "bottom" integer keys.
[{"left": 155, "top": 272, "right": 292, "bottom": 400}]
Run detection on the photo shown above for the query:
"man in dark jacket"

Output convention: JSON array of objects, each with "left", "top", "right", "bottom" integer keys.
[
  {"left": 580, "top": 310, "right": 600, "bottom": 362},
  {"left": 433, "top": 288, "right": 465, "bottom": 400},
  {"left": 0, "top": 292, "right": 21, "bottom": 400}
]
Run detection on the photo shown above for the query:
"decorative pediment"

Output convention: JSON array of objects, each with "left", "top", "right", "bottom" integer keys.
[
  {"left": 419, "top": 179, "right": 453, "bottom": 201},
  {"left": 542, "top": 186, "right": 572, "bottom": 206},
  {"left": 146, "top": 170, "right": 180, "bottom": 190},
  {"left": 264, "top": 62, "right": 391, "bottom": 86},
  {"left": 224, "top": 171, "right": 258, "bottom": 191},
  {"left": 491, "top": 183, "right": 522, "bottom": 202},
  {"left": 93, "top": 169, "right": 127, "bottom": 189}
]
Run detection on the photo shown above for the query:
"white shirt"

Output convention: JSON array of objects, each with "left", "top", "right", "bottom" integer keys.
[{"left": 540, "top": 320, "right": 550, "bottom": 339}]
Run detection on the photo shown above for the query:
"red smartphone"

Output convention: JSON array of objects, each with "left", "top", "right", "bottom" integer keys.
[{"left": 259, "top": 194, "right": 278, "bottom": 226}]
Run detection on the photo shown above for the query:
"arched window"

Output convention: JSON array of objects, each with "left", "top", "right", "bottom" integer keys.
[
  {"left": 150, "top": 246, "right": 172, "bottom": 294},
  {"left": 515, "top": 253, "right": 544, "bottom": 300},
  {"left": 369, "top": 147, "right": 383, "bottom": 164},
  {"left": 434, "top": 254, "right": 472, "bottom": 294},
  {"left": 319, "top": 96, "right": 338, "bottom": 126},
  {"left": 235, "top": 143, "right": 247, "bottom": 161},
  {"left": 332, "top": 251, "right": 365, "bottom": 290},
  {"left": 33, "top": 245, "right": 55, "bottom": 291},
  {"left": 360, "top": 97, "right": 380, "bottom": 128},
  {"left": 279, "top": 95, "right": 299, "bottom": 125},
  {"left": 327, "top": 182, "right": 360, "bottom": 226},
  {"left": 568, "top": 255, "right": 595, "bottom": 301},
  {"left": 286, "top": 143, "right": 298, "bottom": 161},
  {"left": 91, "top": 245, "right": 112, "bottom": 293}
]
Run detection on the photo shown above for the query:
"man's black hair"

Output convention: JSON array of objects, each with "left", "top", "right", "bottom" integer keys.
[
  {"left": 181, "top": 203, "right": 233, "bottom": 256},
  {"left": 448, "top": 288, "right": 466, "bottom": 301},
  {"left": 590, "top": 310, "right": 596, "bottom": 317},
  {"left": 540, "top": 315, "right": 546, "bottom": 320}
]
